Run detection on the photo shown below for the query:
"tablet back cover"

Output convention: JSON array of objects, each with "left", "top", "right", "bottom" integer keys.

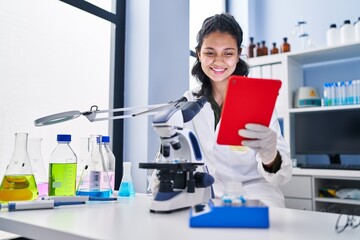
[{"left": 217, "top": 76, "right": 282, "bottom": 146}]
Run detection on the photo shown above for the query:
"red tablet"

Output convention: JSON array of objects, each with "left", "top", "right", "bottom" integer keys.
[{"left": 217, "top": 75, "right": 282, "bottom": 146}]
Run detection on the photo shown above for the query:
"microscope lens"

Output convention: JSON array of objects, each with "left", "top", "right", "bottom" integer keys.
[
  {"left": 161, "top": 145, "right": 170, "bottom": 157},
  {"left": 171, "top": 141, "right": 181, "bottom": 150}
]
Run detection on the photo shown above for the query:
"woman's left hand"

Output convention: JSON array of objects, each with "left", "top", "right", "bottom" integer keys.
[{"left": 238, "top": 123, "right": 277, "bottom": 165}]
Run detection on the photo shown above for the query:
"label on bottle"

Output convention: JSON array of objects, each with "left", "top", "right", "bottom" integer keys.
[{"left": 90, "top": 171, "right": 101, "bottom": 188}]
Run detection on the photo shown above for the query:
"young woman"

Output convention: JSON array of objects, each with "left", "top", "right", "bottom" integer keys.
[{"left": 184, "top": 13, "right": 292, "bottom": 207}]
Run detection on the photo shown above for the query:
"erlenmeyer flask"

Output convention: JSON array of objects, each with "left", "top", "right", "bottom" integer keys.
[
  {"left": 118, "top": 162, "right": 135, "bottom": 197},
  {"left": 76, "top": 135, "right": 112, "bottom": 198},
  {"left": 101, "top": 136, "right": 116, "bottom": 191},
  {"left": 77, "top": 137, "right": 91, "bottom": 186},
  {"left": 0, "top": 133, "right": 38, "bottom": 202},
  {"left": 28, "top": 137, "right": 48, "bottom": 197}
]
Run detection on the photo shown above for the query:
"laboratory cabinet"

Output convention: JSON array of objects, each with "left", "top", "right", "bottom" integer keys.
[
  {"left": 247, "top": 42, "right": 360, "bottom": 161},
  {"left": 247, "top": 42, "right": 360, "bottom": 213},
  {"left": 279, "top": 168, "right": 360, "bottom": 213}
]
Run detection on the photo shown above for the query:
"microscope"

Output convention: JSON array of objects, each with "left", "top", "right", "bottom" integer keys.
[{"left": 139, "top": 96, "right": 214, "bottom": 213}]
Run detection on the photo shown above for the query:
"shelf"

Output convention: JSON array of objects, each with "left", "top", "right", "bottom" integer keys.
[
  {"left": 247, "top": 53, "right": 285, "bottom": 67},
  {"left": 289, "top": 104, "right": 360, "bottom": 113},
  {"left": 315, "top": 197, "right": 360, "bottom": 206},
  {"left": 288, "top": 42, "right": 360, "bottom": 65},
  {"left": 292, "top": 168, "right": 360, "bottom": 179},
  {"left": 247, "top": 42, "right": 360, "bottom": 67}
]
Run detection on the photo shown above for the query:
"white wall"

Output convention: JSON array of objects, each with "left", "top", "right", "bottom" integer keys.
[
  {"left": 124, "top": 0, "right": 190, "bottom": 193},
  {"left": 235, "top": 0, "right": 360, "bottom": 52},
  {"left": 0, "top": 1, "right": 111, "bottom": 180}
]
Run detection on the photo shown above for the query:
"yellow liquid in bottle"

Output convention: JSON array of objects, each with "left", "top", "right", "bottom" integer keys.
[{"left": 0, "top": 174, "right": 39, "bottom": 203}]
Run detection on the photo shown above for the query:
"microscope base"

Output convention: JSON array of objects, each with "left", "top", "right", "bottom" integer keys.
[{"left": 149, "top": 187, "right": 211, "bottom": 213}]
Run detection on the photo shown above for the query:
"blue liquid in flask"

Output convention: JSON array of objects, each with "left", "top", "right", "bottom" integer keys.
[
  {"left": 118, "top": 182, "right": 135, "bottom": 197},
  {"left": 77, "top": 189, "right": 112, "bottom": 198}
]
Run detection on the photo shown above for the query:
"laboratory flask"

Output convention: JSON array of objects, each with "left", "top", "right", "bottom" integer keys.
[
  {"left": 28, "top": 137, "right": 48, "bottom": 197},
  {"left": 48, "top": 134, "right": 77, "bottom": 196},
  {"left": 77, "top": 137, "right": 91, "bottom": 186},
  {"left": 118, "top": 162, "right": 135, "bottom": 197},
  {"left": 0, "top": 133, "right": 38, "bottom": 202},
  {"left": 77, "top": 135, "right": 112, "bottom": 198},
  {"left": 101, "top": 136, "right": 116, "bottom": 192}
]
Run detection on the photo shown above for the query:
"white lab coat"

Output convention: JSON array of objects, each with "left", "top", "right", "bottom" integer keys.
[{"left": 183, "top": 89, "right": 293, "bottom": 208}]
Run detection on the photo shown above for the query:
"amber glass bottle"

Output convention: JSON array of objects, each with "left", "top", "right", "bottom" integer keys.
[
  {"left": 255, "top": 42, "right": 262, "bottom": 57},
  {"left": 248, "top": 37, "right": 256, "bottom": 58},
  {"left": 261, "top": 41, "right": 268, "bottom": 56},
  {"left": 281, "top": 37, "right": 291, "bottom": 53},
  {"left": 270, "top": 42, "right": 279, "bottom": 54}
]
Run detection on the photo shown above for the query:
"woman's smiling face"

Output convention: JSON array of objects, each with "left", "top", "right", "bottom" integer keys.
[{"left": 198, "top": 31, "right": 240, "bottom": 83}]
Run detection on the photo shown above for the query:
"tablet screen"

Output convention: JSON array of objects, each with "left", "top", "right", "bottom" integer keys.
[{"left": 217, "top": 75, "right": 281, "bottom": 146}]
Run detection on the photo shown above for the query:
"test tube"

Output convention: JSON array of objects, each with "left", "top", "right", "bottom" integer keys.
[
  {"left": 347, "top": 80, "right": 354, "bottom": 105},
  {"left": 329, "top": 83, "right": 335, "bottom": 106},
  {"left": 356, "top": 80, "right": 360, "bottom": 105},
  {"left": 340, "top": 81, "right": 347, "bottom": 105}
]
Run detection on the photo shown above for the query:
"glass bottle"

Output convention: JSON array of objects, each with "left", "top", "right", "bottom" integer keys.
[
  {"left": 118, "top": 162, "right": 135, "bottom": 197},
  {"left": 254, "top": 42, "right": 262, "bottom": 57},
  {"left": 270, "top": 42, "right": 279, "bottom": 54},
  {"left": 77, "top": 137, "right": 91, "bottom": 186},
  {"left": 261, "top": 40, "right": 268, "bottom": 56},
  {"left": 48, "top": 134, "right": 77, "bottom": 196},
  {"left": 77, "top": 135, "right": 112, "bottom": 198},
  {"left": 0, "top": 133, "right": 38, "bottom": 202},
  {"left": 28, "top": 137, "right": 48, "bottom": 197},
  {"left": 281, "top": 37, "right": 291, "bottom": 53},
  {"left": 248, "top": 37, "right": 256, "bottom": 58},
  {"left": 101, "top": 136, "right": 116, "bottom": 192}
]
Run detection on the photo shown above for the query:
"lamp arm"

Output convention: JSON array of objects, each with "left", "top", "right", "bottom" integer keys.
[
  {"left": 83, "top": 102, "right": 178, "bottom": 122},
  {"left": 34, "top": 97, "right": 188, "bottom": 126}
]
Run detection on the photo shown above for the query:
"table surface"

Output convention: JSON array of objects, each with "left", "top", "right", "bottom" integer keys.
[{"left": 0, "top": 194, "right": 358, "bottom": 240}]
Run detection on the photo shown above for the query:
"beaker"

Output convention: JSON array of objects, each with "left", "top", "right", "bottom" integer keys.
[
  {"left": 28, "top": 137, "right": 48, "bottom": 197},
  {"left": 76, "top": 135, "right": 112, "bottom": 198},
  {"left": 0, "top": 133, "right": 38, "bottom": 202}
]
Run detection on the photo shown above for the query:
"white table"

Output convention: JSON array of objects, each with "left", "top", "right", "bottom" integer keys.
[{"left": 0, "top": 194, "right": 358, "bottom": 240}]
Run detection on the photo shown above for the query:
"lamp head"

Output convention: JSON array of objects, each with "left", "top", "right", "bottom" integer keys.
[{"left": 34, "top": 110, "right": 82, "bottom": 126}]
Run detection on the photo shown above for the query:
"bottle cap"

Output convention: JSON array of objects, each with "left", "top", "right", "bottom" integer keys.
[
  {"left": 101, "top": 136, "right": 110, "bottom": 143},
  {"left": 330, "top": 24, "right": 337, "bottom": 28},
  {"left": 57, "top": 134, "right": 71, "bottom": 142},
  {"left": 344, "top": 20, "right": 351, "bottom": 24}
]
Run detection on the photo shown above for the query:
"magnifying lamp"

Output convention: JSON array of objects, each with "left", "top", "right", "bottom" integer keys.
[{"left": 34, "top": 98, "right": 187, "bottom": 127}]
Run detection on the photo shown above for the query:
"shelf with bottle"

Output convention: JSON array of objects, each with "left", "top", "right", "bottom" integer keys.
[
  {"left": 289, "top": 103, "right": 360, "bottom": 113},
  {"left": 287, "top": 41, "right": 360, "bottom": 65},
  {"left": 247, "top": 40, "right": 360, "bottom": 67}
]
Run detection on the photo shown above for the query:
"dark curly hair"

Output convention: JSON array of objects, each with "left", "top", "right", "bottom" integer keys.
[{"left": 191, "top": 13, "right": 249, "bottom": 97}]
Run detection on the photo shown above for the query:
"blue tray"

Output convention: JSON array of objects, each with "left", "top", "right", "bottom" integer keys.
[{"left": 189, "top": 199, "right": 269, "bottom": 228}]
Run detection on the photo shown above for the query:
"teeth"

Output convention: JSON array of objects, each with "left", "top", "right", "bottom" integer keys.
[{"left": 213, "top": 68, "right": 225, "bottom": 72}]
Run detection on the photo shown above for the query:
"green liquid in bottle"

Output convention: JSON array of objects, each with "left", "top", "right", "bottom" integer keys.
[
  {"left": 48, "top": 163, "right": 77, "bottom": 196},
  {"left": 0, "top": 174, "right": 38, "bottom": 203}
]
